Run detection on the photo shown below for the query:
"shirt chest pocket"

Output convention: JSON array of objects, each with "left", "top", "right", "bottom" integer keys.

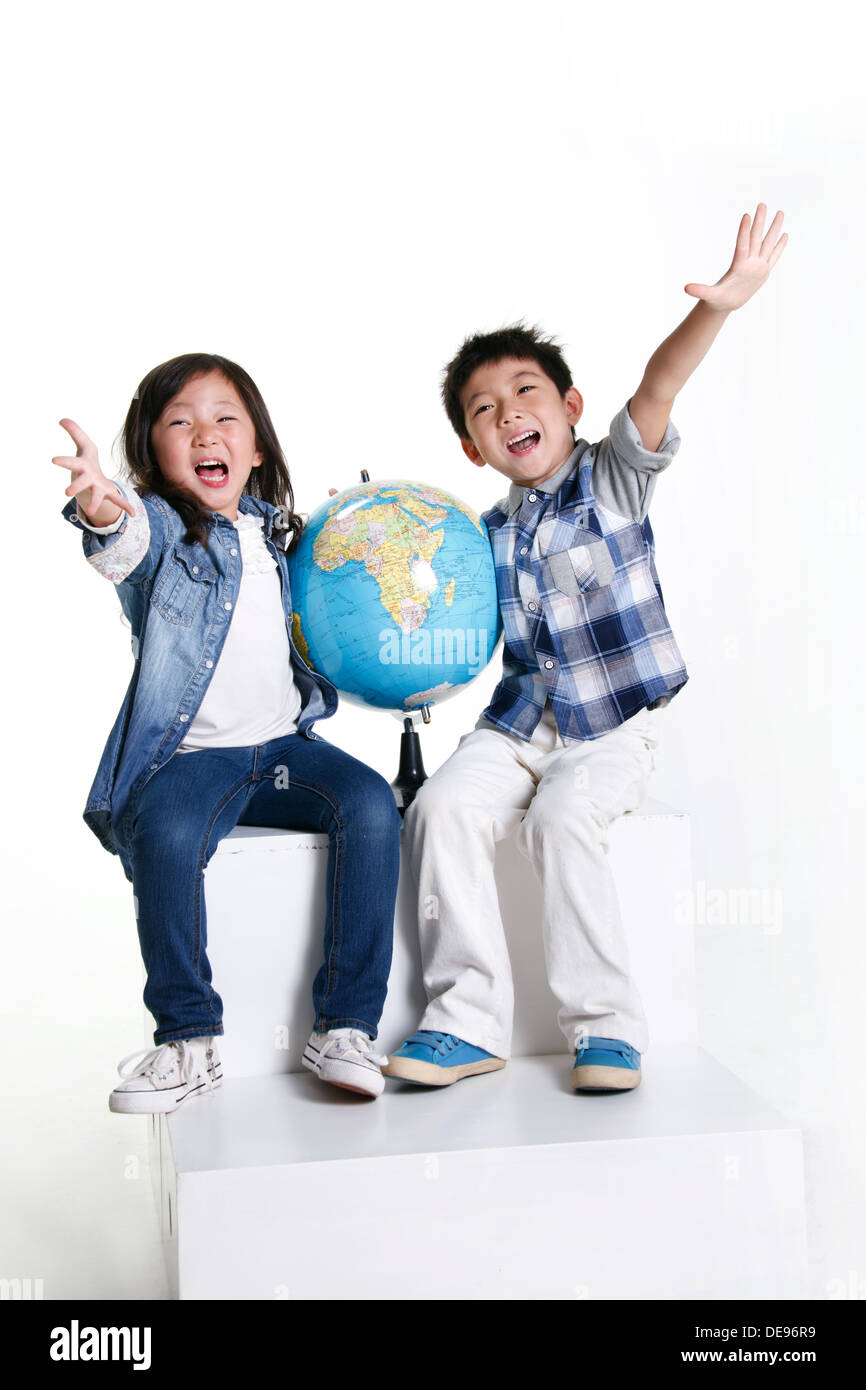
[
  {"left": 545, "top": 537, "right": 616, "bottom": 596},
  {"left": 152, "top": 547, "right": 218, "bottom": 626}
]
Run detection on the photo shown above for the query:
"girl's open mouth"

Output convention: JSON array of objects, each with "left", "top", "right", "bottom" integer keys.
[
  {"left": 507, "top": 431, "right": 540, "bottom": 455},
  {"left": 195, "top": 462, "right": 229, "bottom": 487}
]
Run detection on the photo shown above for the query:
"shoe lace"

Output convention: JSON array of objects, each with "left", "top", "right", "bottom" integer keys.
[
  {"left": 117, "top": 1040, "right": 217, "bottom": 1087},
  {"left": 577, "top": 1038, "right": 636, "bottom": 1060},
  {"left": 319, "top": 1029, "right": 387, "bottom": 1068},
  {"left": 405, "top": 1031, "right": 459, "bottom": 1057}
]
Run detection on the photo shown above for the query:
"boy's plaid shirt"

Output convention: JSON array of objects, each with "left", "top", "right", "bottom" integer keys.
[{"left": 481, "top": 402, "right": 688, "bottom": 742}]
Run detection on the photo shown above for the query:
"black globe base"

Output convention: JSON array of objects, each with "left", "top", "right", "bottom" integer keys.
[{"left": 391, "top": 717, "right": 428, "bottom": 817}]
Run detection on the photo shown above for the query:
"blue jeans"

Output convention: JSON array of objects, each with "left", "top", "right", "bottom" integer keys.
[{"left": 125, "top": 733, "right": 401, "bottom": 1045}]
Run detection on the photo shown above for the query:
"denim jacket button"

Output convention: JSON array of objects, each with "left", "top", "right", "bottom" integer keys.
[
  {"left": 205, "top": 660, "right": 214, "bottom": 669},
  {"left": 224, "top": 601, "right": 232, "bottom": 611},
  {"left": 179, "top": 713, "right": 189, "bottom": 722},
  {"left": 230, "top": 548, "right": 238, "bottom": 557}
]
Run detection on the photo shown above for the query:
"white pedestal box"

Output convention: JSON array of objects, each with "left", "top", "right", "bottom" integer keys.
[
  {"left": 201, "top": 798, "right": 696, "bottom": 1076},
  {"left": 151, "top": 1052, "right": 807, "bottom": 1301},
  {"left": 144, "top": 802, "right": 809, "bottom": 1300}
]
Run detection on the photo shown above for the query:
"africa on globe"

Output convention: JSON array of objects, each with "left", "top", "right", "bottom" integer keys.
[{"left": 287, "top": 479, "right": 502, "bottom": 713}]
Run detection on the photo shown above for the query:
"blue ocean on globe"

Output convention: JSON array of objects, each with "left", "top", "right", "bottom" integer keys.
[{"left": 288, "top": 479, "right": 502, "bottom": 711}]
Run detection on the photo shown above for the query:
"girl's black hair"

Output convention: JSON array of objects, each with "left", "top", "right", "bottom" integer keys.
[{"left": 121, "top": 353, "right": 303, "bottom": 550}]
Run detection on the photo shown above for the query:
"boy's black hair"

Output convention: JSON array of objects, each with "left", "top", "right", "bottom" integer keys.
[
  {"left": 441, "top": 322, "right": 574, "bottom": 439},
  {"left": 121, "top": 352, "right": 303, "bottom": 550}
]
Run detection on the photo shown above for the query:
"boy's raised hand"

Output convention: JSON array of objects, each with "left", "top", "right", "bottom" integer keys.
[
  {"left": 53, "top": 418, "right": 136, "bottom": 523},
  {"left": 685, "top": 203, "right": 787, "bottom": 311}
]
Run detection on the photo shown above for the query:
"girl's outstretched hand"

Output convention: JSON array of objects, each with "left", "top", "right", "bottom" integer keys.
[
  {"left": 685, "top": 203, "right": 788, "bottom": 312},
  {"left": 53, "top": 419, "right": 136, "bottom": 523}
]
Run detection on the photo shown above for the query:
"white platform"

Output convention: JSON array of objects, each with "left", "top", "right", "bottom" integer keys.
[
  {"left": 201, "top": 798, "right": 696, "bottom": 1075},
  {"left": 152, "top": 1048, "right": 808, "bottom": 1300},
  {"left": 145, "top": 801, "right": 809, "bottom": 1300}
]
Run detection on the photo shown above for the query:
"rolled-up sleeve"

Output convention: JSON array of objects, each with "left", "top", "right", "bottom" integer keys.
[
  {"left": 591, "top": 399, "right": 681, "bottom": 522},
  {"left": 62, "top": 481, "right": 159, "bottom": 585}
]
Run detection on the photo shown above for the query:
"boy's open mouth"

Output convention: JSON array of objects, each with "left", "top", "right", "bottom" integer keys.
[
  {"left": 195, "top": 461, "right": 229, "bottom": 487},
  {"left": 506, "top": 430, "right": 540, "bottom": 455}
]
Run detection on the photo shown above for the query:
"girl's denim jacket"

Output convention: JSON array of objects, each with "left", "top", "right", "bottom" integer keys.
[{"left": 62, "top": 484, "right": 338, "bottom": 881}]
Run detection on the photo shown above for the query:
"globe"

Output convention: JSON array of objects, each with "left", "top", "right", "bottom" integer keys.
[{"left": 288, "top": 479, "right": 502, "bottom": 712}]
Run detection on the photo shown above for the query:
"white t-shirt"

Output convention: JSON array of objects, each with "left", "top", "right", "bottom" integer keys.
[{"left": 178, "top": 513, "right": 302, "bottom": 749}]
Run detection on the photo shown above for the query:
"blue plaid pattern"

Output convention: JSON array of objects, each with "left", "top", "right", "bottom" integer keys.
[{"left": 481, "top": 408, "right": 688, "bottom": 741}]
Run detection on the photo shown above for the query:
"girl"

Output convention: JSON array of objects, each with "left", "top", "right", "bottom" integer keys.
[{"left": 55, "top": 353, "right": 401, "bottom": 1107}]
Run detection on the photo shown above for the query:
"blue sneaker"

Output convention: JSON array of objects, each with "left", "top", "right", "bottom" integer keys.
[
  {"left": 571, "top": 1036, "right": 641, "bottom": 1092},
  {"left": 382, "top": 1031, "right": 506, "bottom": 1086}
]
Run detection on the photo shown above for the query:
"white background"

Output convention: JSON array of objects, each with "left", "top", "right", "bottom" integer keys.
[{"left": 2, "top": 0, "right": 864, "bottom": 1299}]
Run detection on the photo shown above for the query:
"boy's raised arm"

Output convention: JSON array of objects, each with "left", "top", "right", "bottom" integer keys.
[{"left": 628, "top": 203, "right": 788, "bottom": 452}]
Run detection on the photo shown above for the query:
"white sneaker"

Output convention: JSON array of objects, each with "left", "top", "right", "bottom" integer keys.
[
  {"left": 302, "top": 1029, "right": 387, "bottom": 1098},
  {"left": 109, "top": 1037, "right": 223, "bottom": 1114}
]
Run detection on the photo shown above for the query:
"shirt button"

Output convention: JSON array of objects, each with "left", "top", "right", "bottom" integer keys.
[
  {"left": 528, "top": 602, "right": 537, "bottom": 612},
  {"left": 230, "top": 548, "right": 238, "bottom": 557},
  {"left": 224, "top": 601, "right": 232, "bottom": 611},
  {"left": 205, "top": 660, "right": 214, "bottom": 669},
  {"left": 544, "top": 659, "right": 555, "bottom": 670},
  {"left": 192, "top": 565, "right": 199, "bottom": 574},
  {"left": 179, "top": 713, "right": 189, "bottom": 723},
  {"left": 519, "top": 546, "right": 529, "bottom": 556},
  {"left": 528, "top": 493, "right": 537, "bottom": 503}
]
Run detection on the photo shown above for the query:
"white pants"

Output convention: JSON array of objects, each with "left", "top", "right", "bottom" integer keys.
[{"left": 402, "top": 705, "right": 659, "bottom": 1058}]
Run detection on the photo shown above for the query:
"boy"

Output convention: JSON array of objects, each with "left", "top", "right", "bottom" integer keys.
[{"left": 384, "top": 204, "right": 787, "bottom": 1093}]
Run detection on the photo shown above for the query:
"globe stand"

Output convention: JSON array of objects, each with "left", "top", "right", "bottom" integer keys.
[{"left": 391, "top": 712, "right": 429, "bottom": 816}]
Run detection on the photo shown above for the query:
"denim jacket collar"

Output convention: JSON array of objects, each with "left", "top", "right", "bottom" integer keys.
[
  {"left": 210, "top": 494, "right": 294, "bottom": 550},
  {"left": 221, "top": 494, "right": 279, "bottom": 534}
]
